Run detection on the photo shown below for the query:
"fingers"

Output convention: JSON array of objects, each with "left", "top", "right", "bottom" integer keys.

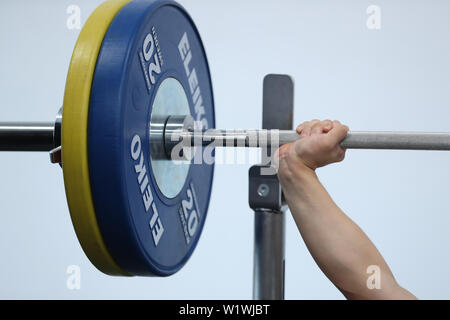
[
  {"left": 296, "top": 119, "right": 334, "bottom": 136},
  {"left": 291, "top": 119, "right": 349, "bottom": 169},
  {"left": 311, "top": 120, "right": 332, "bottom": 134},
  {"left": 327, "top": 120, "right": 349, "bottom": 146},
  {"left": 297, "top": 119, "right": 319, "bottom": 136}
]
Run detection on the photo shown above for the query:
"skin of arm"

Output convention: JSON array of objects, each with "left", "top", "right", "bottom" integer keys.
[{"left": 275, "top": 119, "right": 416, "bottom": 300}]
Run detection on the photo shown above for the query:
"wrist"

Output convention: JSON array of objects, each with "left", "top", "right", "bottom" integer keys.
[
  {"left": 277, "top": 156, "right": 318, "bottom": 188},
  {"left": 293, "top": 161, "right": 318, "bottom": 183}
]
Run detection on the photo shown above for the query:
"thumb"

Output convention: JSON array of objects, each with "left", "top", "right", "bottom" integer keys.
[{"left": 273, "top": 145, "right": 290, "bottom": 174}]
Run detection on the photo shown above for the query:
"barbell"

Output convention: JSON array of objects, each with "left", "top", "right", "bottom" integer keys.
[{"left": 1, "top": 0, "right": 450, "bottom": 277}]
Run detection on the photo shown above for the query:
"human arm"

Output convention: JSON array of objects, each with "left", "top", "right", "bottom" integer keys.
[{"left": 276, "top": 120, "right": 416, "bottom": 300}]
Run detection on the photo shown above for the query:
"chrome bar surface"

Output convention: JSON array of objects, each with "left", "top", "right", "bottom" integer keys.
[
  {"left": 0, "top": 122, "right": 54, "bottom": 151},
  {"left": 174, "top": 130, "right": 450, "bottom": 150}
]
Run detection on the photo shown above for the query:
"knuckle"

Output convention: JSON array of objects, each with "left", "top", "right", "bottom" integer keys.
[{"left": 309, "top": 119, "right": 320, "bottom": 127}]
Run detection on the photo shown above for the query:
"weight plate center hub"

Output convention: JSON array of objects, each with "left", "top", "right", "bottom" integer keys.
[{"left": 149, "top": 77, "right": 192, "bottom": 199}]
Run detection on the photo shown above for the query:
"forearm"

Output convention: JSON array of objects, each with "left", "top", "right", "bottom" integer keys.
[{"left": 281, "top": 167, "right": 416, "bottom": 299}]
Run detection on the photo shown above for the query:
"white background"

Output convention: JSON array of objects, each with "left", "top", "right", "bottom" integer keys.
[{"left": 1, "top": 0, "right": 450, "bottom": 299}]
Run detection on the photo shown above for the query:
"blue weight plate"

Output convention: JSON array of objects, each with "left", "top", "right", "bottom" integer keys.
[{"left": 88, "top": 0, "right": 215, "bottom": 276}]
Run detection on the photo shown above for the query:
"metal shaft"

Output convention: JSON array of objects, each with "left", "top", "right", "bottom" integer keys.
[
  {"left": 2, "top": 122, "right": 450, "bottom": 152},
  {"left": 176, "top": 130, "right": 450, "bottom": 150},
  {"left": 0, "top": 122, "right": 55, "bottom": 151},
  {"left": 253, "top": 209, "right": 285, "bottom": 300}
]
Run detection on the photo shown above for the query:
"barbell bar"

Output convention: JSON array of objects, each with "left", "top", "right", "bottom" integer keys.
[
  {"left": 2, "top": 120, "right": 450, "bottom": 154},
  {"left": 174, "top": 127, "right": 450, "bottom": 151}
]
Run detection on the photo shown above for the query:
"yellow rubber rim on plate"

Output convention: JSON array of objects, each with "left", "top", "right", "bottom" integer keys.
[{"left": 62, "top": 0, "right": 131, "bottom": 276}]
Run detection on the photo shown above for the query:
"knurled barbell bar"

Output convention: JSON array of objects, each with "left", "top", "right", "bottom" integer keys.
[{"left": 1, "top": 0, "right": 450, "bottom": 277}]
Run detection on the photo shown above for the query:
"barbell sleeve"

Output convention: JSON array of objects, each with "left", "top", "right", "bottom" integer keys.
[{"left": 0, "top": 122, "right": 55, "bottom": 151}]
